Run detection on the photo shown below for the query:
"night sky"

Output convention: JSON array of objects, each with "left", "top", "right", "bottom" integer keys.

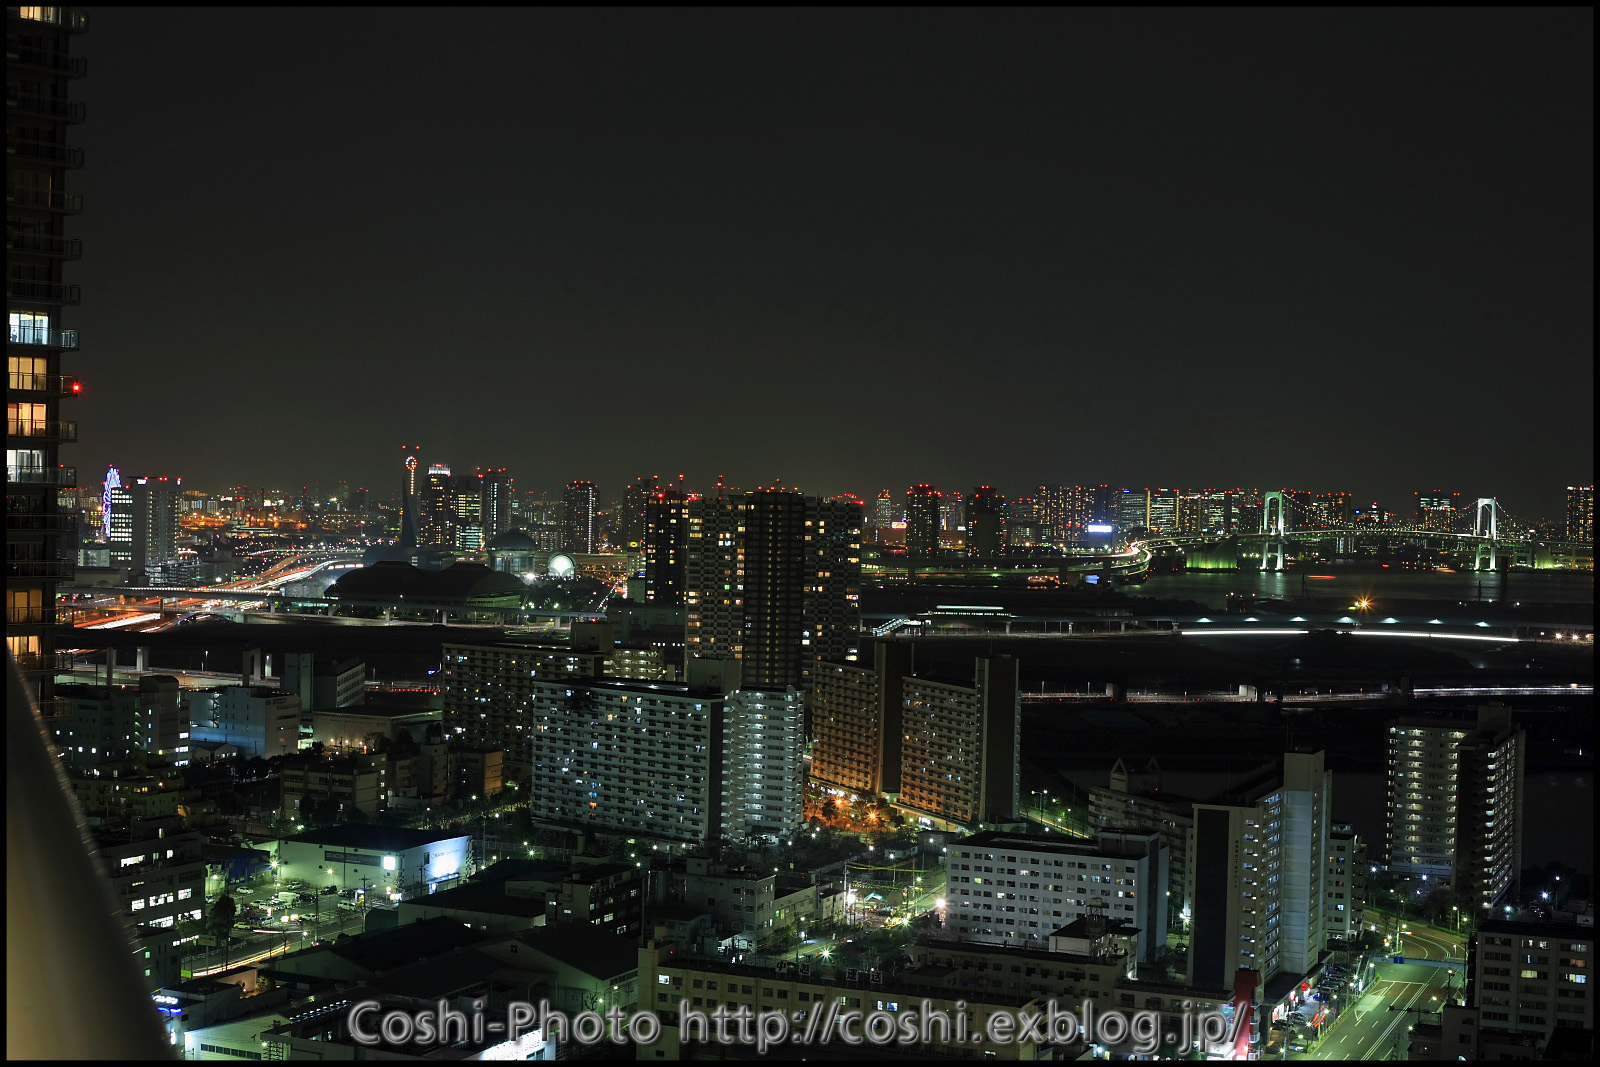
[{"left": 70, "top": 9, "right": 1592, "bottom": 516}]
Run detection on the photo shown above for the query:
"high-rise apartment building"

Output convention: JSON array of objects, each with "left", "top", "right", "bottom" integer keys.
[
  {"left": 966, "top": 485, "right": 1005, "bottom": 557},
  {"left": 1090, "top": 757, "right": 1195, "bottom": 926},
  {"left": 722, "top": 687, "right": 805, "bottom": 840},
  {"left": 740, "top": 487, "right": 808, "bottom": 689},
  {"left": 803, "top": 495, "right": 863, "bottom": 672},
  {"left": 1386, "top": 704, "right": 1524, "bottom": 914},
  {"left": 7, "top": 4, "right": 87, "bottom": 705},
  {"left": 420, "top": 463, "right": 454, "bottom": 547},
  {"left": 1323, "top": 823, "right": 1367, "bottom": 944},
  {"left": 445, "top": 646, "right": 801, "bottom": 844},
  {"left": 1188, "top": 750, "right": 1330, "bottom": 990},
  {"left": 1470, "top": 919, "right": 1593, "bottom": 1036},
  {"left": 684, "top": 481, "right": 744, "bottom": 661},
  {"left": 562, "top": 479, "right": 599, "bottom": 554},
  {"left": 944, "top": 830, "right": 1168, "bottom": 961},
  {"left": 897, "top": 655, "right": 1021, "bottom": 829},
  {"left": 130, "top": 475, "right": 181, "bottom": 582},
  {"left": 810, "top": 640, "right": 912, "bottom": 795},
  {"left": 479, "top": 468, "right": 513, "bottom": 538},
  {"left": 1567, "top": 485, "right": 1594, "bottom": 543},
  {"left": 643, "top": 489, "right": 690, "bottom": 604},
  {"left": 682, "top": 486, "right": 860, "bottom": 691},
  {"left": 905, "top": 483, "right": 942, "bottom": 557}
]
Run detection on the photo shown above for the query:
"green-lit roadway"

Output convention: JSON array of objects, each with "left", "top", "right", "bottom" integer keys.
[{"left": 1286, "top": 922, "right": 1463, "bottom": 1061}]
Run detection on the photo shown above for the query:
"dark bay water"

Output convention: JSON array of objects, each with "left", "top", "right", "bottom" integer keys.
[{"left": 1136, "top": 567, "right": 1593, "bottom": 611}]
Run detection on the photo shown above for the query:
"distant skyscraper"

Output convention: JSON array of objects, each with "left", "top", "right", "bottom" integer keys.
[
  {"left": 452, "top": 471, "right": 483, "bottom": 552},
  {"left": 643, "top": 489, "right": 690, "bottom": 604},
  {"left": 420, "top": 463, "right": 453, "bottom": 547},
  {"left": 873, "top": 489, "right": 896, "bottom": 534},
  {"left": 804, "top": 495, "right": 863, "bottom": 671},
  {"left": 106, "top": 470, "right": 132, "bottom": 567},
  {"left": 479, "top": 468, "right": 513, "bottom": 537},
  {"left": 1567, "top": 485, "right": 1593, "bottom": 542},
  {"left": 1146, "top": 488, "right": 1179, "bottom": 534},
  {"left": 1198, "top": 488, "right": 1235, "bottom": 533},
  {"left": 905, "top": 484, "right": 942, "bottom": 557},
  {"left": 562, "top": 479, "right": 599, "bottom": 554},
  {"left": 1115, "top": 488, "right": 1148, "bottom": 537},
  {"left": 1415, "top": 490, "right": 1464, "bottom": 534},
  {"left": 966, "top": 485, "right": 1005, "bottom": 557},
  {"left": 621, "top": 474, "right": 660, "bottom": 550},
  {"left": 131, "top": 475, "right": 181, "bottom": 582},
  {"left": 740, "top": 487, "right": 808, "bottom": 689}
]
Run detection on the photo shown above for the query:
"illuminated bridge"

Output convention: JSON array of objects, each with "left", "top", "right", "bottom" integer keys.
[{"left": 1126, "top": 494, "right": 1584, "bottom": 572}]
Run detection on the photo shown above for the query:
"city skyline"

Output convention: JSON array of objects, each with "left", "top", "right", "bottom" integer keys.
[{"left": 63, "top": 8, "right": 1592, "bottom": 509}]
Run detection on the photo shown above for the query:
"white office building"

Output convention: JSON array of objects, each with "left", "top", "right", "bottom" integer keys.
[{"left": 186, "top": 686, "right": 302, "bottom": 759}]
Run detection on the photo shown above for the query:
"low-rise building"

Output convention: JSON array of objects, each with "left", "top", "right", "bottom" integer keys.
[
  {"left": 52, "top": 675, "right": 189, "bottom": 768},
  {"left": 280, "top": 751, "right": 388, "bottom": 821},
  {"left": 186, "top": 685, "right": 302, "bottom": 759},
  {"left": 638, "top": 939, "right": 1049, "bottom": 1060},
  {"left": 274, "top": 825, "right": 471, "bottom": 901}
]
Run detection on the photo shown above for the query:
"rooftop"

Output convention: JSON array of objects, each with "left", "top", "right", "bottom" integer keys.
[
  {"left": 282, "top": 825, "right": 468, "bottom": 851},
  {"left": 513, "top": 924, "right": 640, "bottom": 979}
]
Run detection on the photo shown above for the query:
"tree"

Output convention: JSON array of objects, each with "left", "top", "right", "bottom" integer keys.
[{"left": 206, "top": 894, "right": 238, "bottom": 942}]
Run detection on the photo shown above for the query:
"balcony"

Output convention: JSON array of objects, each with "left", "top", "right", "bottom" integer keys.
[
  {"left": 6, "top": 280, "right": 80, "bottom": 304},
  {"left": 32, "top": 697, "right": 71, "bottom": 719},
  {"left": 6, "top": 418, "right": 78, "bottom": 442},
  {"left": 6, "top": 137, "right": 84, "bottom": 168},
  {"left": 5, "top": 604, "right": 52, "bottom": 625},
  {"left": 5, "top": 512, "right": 74, "bottom": 534},
  {"left": 6, "top": 465, "right": 77, "bottom": 486},
  {"left": 14, "top": 7, "right": 89, "bottom": 32},
  {"left": 11, "top": 649, "right": 73, "bottom": 673},
  {"left": 7, "top": 323, "right": 79, "bottom": 348},
  {"left": 5, "top": 559, "right": 74, "bottom": 580},
  {"left": 7, "top": 372, "right": 81, "bottom": 396},
  {"left": 5, "top": 231, "right": 81, "bottom": 259},
  {"left": 6, "top": 89, "right": 86, "bottom": 123},
  {"left": 6, "top": 44, "right": 87, "bottom": 78},
  {"left": 5, "top": 185, "right": 83, "bottom": 215}
]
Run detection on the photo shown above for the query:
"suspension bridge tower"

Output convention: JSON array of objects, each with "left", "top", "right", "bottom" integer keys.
[
  {"left": 1473, "top": 498, "right": 1502, "bottom": 571},
  {"left": 1260, "top": 490, "right": 1288, "bottom": 571}
]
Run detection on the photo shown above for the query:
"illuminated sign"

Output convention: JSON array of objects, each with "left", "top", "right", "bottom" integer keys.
[
  {"left": 890, "top": 521, "right": 907, "bottom": 529},
  {"left": 1085, "top": 524, "right": 1114, "bottom": 534},
  {"left": 102, "top": 466, "right": 121, "bottom": 539}
]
